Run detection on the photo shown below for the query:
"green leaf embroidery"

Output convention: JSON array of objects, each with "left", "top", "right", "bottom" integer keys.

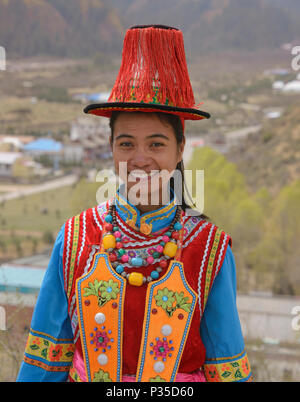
[
  {"left": 155, "top": 288, "right": 192, "bottom": 316},
  {"left": 221, "top": 371, "right": 232, "bottom": 378},
  {"left": 83, "top": 280, "right": 102, "bottom": 297},
  {"left": 234, "top": 369, "right": 243, "bottom": 379},
  {"left": 30, "top": 344, "right": 39, "bottom": 350},
  {"left": 41, "top": 348, "right": 48, "bottom": 359}
]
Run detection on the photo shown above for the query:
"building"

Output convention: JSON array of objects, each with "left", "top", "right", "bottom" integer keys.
[
  {"left": 282, "top": 80, "right": 300, "bottom": 93},
  {"left": 23, "top": 138, "right": 63, "bottom": 170},
  {"left": 0, "top": 135, "right": 35, "bottom": 152},
  {"left": 0, "top": 152, "right": 22, "bottom": 177},
  {"left": 70, "top": 116, "right": 111, "bottom": 162},
  {"left": 70, "top": 116, "right": 110, "bottom": 141}
]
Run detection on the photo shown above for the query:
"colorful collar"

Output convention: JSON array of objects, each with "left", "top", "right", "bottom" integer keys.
[{"left": 115, "top": 187, "right": 177, "bottom": 235}]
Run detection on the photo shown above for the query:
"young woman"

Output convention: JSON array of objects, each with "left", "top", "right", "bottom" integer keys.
[{"left": 17, "top": 25, "right": 252, "bottom": 382}]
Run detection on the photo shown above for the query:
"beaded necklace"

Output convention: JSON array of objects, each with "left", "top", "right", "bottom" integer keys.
[{"left": 101, "top": 203, "right": 183, "bottom": 286}]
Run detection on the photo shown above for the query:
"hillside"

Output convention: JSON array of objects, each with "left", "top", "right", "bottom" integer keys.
[
  {"left": 0, "top": 0, "right": 299, "bottom": 58},
  {"left": 227, "top": 102, "right": 300, "bottom": 195},
  {"left": 0, "top": 0, "right": 124, "bottom": 58},
  {"left": 111, "top": 0, "right": 300, "bottom": 54}
]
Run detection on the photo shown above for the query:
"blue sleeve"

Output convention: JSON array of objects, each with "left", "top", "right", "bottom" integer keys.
[
  {"left": 17, "top": 224, "right": 74, "bottom": 382},
  {"left": 200, "top": 246, "right": 253, "bottom": 382}
]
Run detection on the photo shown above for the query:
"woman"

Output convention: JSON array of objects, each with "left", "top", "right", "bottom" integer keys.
[{"left": 17, "top": 25, "right": 252, "bottom": 382}]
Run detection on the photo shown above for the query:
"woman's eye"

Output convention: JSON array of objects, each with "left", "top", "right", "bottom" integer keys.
[
  {"left": 119, "top": 142, "right": 133, "bottom": 147},
  {"left": 151, "top": 142, "right": 165, "bottom": 148}
]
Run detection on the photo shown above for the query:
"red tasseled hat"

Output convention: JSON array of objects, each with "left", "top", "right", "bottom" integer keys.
[{"left": 84, "top": 25, "right": 210, "bottom": 125}]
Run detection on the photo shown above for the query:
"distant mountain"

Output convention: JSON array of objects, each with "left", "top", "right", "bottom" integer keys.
[
  {"left": 111, "top": 0, "right": 300, "bottom": 54},
  {"left": 0, "top": 0, "right": 299, "bottom": 58},
  {"left": 0, "top": 0, "right": 124, "bottom": 58}
]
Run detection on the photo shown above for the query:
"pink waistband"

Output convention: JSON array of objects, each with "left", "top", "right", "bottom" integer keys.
[{"left": 122, "top": 369, "right": 206, "bottom": 382}]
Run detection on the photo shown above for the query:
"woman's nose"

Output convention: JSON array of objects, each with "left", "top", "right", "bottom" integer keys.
[{"left": 129, "top": 148, "right": 152, "bottom": 170}]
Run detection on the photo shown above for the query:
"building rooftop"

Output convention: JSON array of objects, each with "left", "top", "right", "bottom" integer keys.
[
  {"left": 0, "top": 265, "right": 46, "bottom": 293},
  {"left": 24, "top": 138, "right": 63, "bottom": 153},
  {"left": 0, "top": 152, "right": 22, "bottom": 165}
]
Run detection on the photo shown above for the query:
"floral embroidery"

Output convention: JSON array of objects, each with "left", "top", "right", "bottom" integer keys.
[
  {"left": 148, "top": 247, "right": 157, "bottom": 255},
  {"left": 83, "top": 278, "right": 120, "bottom": 307},
  {"left": 92, "top": 369, "right": 113, "bottom": 382},
  {"left": 150, "top": 337, "right": 174, "bottom": 361},
  {"left": 49, "top": 345, "right": 63, "bottom": 362},
  {"left": 89, "top": 326, "right": 113, "bottom": 352},
  {"left": 203, "top": 352, "right": 252, "bottom": 382},
  {"left": 154, "top": 287, "right": 192, "bottom": 317},
  {"left": 24, "top": 330, "right": 74, "bottom": 368},
  {"left": 92, "top": 331, "right": 109, "bottom": 348},
  {"left": 149, "top": 375, "right": 166, "bottom": 382},
  {"left": 127, "top": 250, "right": 136, "bottom": 258}
]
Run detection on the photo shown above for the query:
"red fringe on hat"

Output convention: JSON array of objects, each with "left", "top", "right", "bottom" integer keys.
[{"left": 108, "top": 26, "right": 196, "bottom": 109}]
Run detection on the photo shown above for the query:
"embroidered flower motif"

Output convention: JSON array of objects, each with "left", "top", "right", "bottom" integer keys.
[
  {"left": 154, "top": 288, "right": 192, "bottom": 317},
  {"left": 32, "top": 337, "right": 41, "bottom": 346},
  {"left": 93, "top": 331, "right": 110, "bottom": 348},
  {"left": 203, "top": 365, "right": 220, "bottom": 382},
  {"left": 127, "top": 250, "right": 136, "bottom": 258},
  {"left": 153, "top": 339, "right": 171, "bottom": 359},
  {"left": 149, "top": 375, "right": 166, "bottom": 382},
  {"left": 155, "top": 288, "right": 175, "bottom": 310},
  {"left": 83, "top": 279, "right": 120, "bottom": 307},
  {"left": 241, "top": 357, "right": 250, "bottom": 376},
  {"left": 92, "top": 369, "right": 112, "bottom": 382},
  {"left": 148, "top": 247, "right": 157, "bottom": 255},
  {"left": 49, "top": 345, "right": 63, "bottom": 362},
  {"left": 99, "top": 279, "right": 120, "bottom": 301}
]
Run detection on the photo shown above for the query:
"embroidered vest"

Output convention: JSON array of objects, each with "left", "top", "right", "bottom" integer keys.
[{"left": 63, "top": 201, "right": 232, "bottom": 382}]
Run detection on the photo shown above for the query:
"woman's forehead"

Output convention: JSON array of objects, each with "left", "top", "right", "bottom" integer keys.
[{"left": 113, "top": 112, "right": 174, "bottom": 134}]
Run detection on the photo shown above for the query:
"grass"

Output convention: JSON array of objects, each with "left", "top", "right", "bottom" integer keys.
[{"left": 0, "top": 185, "right": 75, "bottom": 233}]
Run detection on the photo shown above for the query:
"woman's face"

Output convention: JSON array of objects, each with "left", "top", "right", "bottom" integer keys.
[{"left": 110, "top": 112, "right": 185, "bottom": 206}]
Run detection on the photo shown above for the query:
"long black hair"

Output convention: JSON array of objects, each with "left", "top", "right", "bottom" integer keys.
[{"left": 109, "top": 111, "right": 209, "bottom": 220}]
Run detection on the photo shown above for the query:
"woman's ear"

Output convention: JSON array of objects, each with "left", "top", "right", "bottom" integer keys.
[
  {"left": 109, "top": 135, "right": 113, "bottom": 150},
  {"left": 177, "top": 137, "right": 185, "bottom": 164}
]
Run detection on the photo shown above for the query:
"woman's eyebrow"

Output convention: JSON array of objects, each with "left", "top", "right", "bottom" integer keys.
[
  {"left": 146, "top": 134, "right": 170, "bottom": 140},
  {"left": 115, "top": 134, "right": 134, "bottom": 140},
  {"left": 115, "top": 133, "right": 170, "bottom": 141}
]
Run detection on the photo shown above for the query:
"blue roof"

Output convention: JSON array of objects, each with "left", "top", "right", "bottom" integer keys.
[
  {"left": 24, "top": 138, "right": 62, "bottom": 152},
  {"left": 86, "top": 92, "right": 110, "bottom": 102},
  {"left": 0, "top": 265, "right": 46, "bottom": 293}
]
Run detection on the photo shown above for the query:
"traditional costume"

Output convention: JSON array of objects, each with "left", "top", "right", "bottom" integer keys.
[{"left": 17, "top": 25, "right": 252, "bottom": 382}]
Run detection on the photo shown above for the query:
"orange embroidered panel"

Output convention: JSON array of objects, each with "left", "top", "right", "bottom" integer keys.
[
  {"left": 136, "top": 260, "right": 198, "bottom": 382},
  {"left": 76, "top": 253, "right": 126, "bottom": 382}
]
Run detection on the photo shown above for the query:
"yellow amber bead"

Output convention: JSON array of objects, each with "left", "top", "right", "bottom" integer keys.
[
  {"left": 128, "top": 272, "right": 144, "bottom": 287},
  {"left": 102, "top": 234, "right": 116, "bottom": 250},
  {"left": 140, "top": 223, "right": 152, "bottom": 235},
  {"left": 163, "top": 241, "right": 178, "bottom": 258}
]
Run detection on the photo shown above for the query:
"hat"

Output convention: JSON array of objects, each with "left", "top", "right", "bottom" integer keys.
[{"left": 84, "top": 25, "right": 210, "bottom": 122}]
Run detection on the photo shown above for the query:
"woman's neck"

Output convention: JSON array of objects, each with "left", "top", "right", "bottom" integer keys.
[{"left": 135, "top": 202, "right": 164, "bottom": 214}]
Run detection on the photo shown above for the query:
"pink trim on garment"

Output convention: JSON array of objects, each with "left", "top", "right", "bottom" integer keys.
[
  {"left": 73, "top": 348, "right": 87, "bottom": 382},
  {"left": 122, "top": 369, "right": 206, "bottom": 382},
  {"left": 73, "top": 348, "right": 206, "bottom": 382}
]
